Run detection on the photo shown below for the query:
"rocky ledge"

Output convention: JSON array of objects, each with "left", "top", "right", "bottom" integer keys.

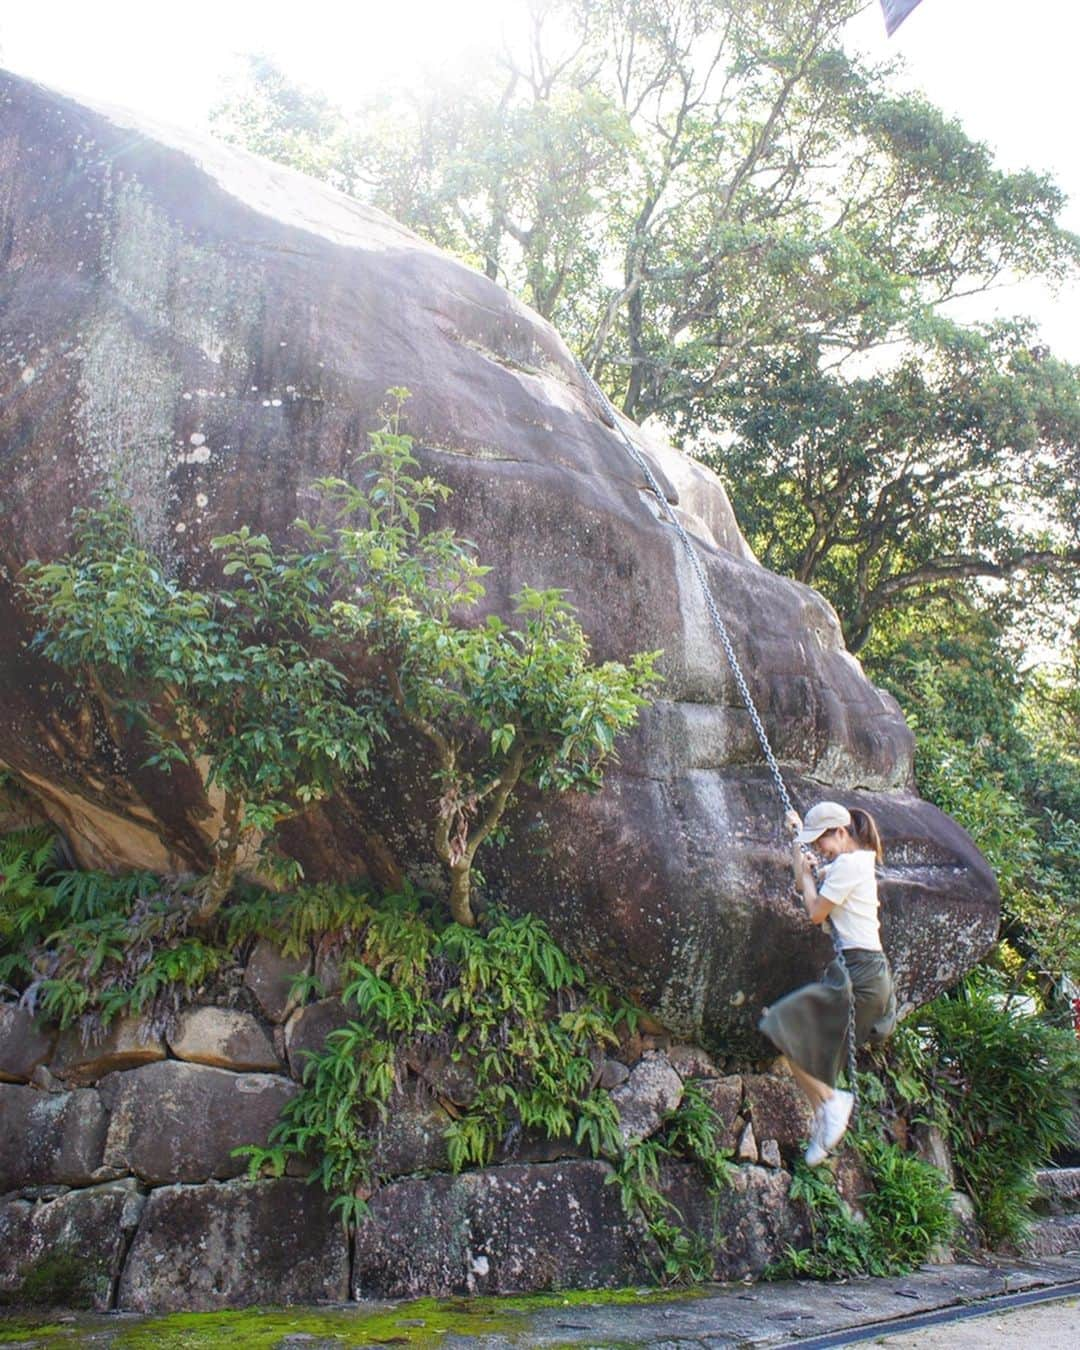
[{"left": 0, "top": 955, "right": 845, "bottom": 1312}]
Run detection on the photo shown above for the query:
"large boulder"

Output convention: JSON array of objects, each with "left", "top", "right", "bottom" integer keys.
[
  {"left": 0, "top": 1179, "right": 144, "bottom": 1310},
  {"left": 116, "top": 1178, "right": 349, "bottom": 1311},
  {"left": 0, "top": 71, "right": 998, "bottom": 1052},
  {"left": 353, "top": 1160, "right": 640, "bottom": 1297},
  {"left": 98, "top": 1060, "right": 297, "bottom": 1184},
  {"left": 0, "top": 1004, "right": 56, "bottom": 1083},
  {"left": 0, "top": 1084, "right": 108, "bottom": 1191}
]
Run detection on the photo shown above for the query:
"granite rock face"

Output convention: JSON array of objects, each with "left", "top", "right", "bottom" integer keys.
[
  {"left": 0, "top": 1005, "right": 55, "bottom": 1083},
  {"left": 662, "top": 1162, "right": 811, "bottom": 1280},
  {"left": 116, "top": 1178, "right": 349, "bottom": 1311},
  {"left": 51, "top": 1015, "right": 167, "bottom": 1084},
  {"left": 741, "top": 1072, "right": 815, "bottom": 1158},
  {"left": 0, "top": 1179, "right": 144, "bottom": 1310},
  {"left": 0, "top": 71, "right": 998, "bottom": 1051},
  {"left": 167, "top": 1005, "right": 281, "bottom": 1072},
  {"left": 98, "top": 1060, "right": 296, "bottom": 1184},
  {"left": 0, "top": 1084, "right": 108, "bottom": 1190},
  {"left": 352, "top": 1161, "right": 640, "bottom": 1297},
  {"left": 243, "top": 939, "right": 309, "bottom": 1023},
  {"left": 283, "top": 997, "right": 349, "bottom": 1079},
  {"left": 610, "top": 1051, "right": 684, "bottom": 1146}
]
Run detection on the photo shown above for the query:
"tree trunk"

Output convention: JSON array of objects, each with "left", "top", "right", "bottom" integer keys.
[
  {"left": 448, "top": 865, "right": 476, "bottom": 928},
  {"left": 192, "top": 791, "right": 243, "bottom": 925}
]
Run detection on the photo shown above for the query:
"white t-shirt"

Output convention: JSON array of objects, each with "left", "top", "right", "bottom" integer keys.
[{"left": 819, "top": 849, "right": 882, "bottom": 951}]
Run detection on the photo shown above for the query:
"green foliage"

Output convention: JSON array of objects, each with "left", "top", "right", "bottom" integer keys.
[
  {"left": 234, "top": 891, "right": 730, "bottom": 1281},
  {"left": 857, "top": 1136, "right": 955, "bottom": 1271},
  {"left": 0, "top": 827, "right": 59, "bottom": 980},
  {"left": 224, "top": 882, "right": 378, "bottom": 962},
  {"left": 22, "top": 391, "right": 658, "bottom": 928},
  {"left": 660, "top": 1079, "right": 733, "bottom": 1194},
  {"left": 610, "top": 1137, "right": 716, "bottom": 1287},
  {"left": 1, "top": 837, "right": 225, "bottom": 1031},
  {"left": 21, "top": 495, "right": 385, "bottom": 914},
  {"left": 603, "top": 1081, "right": 733, "bottom": 1286},
  {"left": 774, "top": 1162, "right": 878, "bottom": 1280},
  {"left": 871, "top": 637, "right": 1080, "bottom": 993},
  {"left": 892, "top": 974, "right": 1080, "bottom": 1245},
  {"left": 772, "top": 1125, "right": 953, "bottom": 1280},
  {"left": 321, "top": 392, "right": 661, "bottom": 924},
  {"left": 239, "top": 898, "right": 635, "bottom": 1204}
]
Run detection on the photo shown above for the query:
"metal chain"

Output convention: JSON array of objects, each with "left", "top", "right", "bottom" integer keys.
[
  {"left": 574, "top": 356, "right": 858, "bottom": 1107},
  {"left": 572, "top": 356, "right": 796, "bottom": 817}
]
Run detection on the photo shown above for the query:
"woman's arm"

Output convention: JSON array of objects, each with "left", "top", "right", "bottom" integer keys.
[{"left": 791, "top": 839, "right": 836, "bottom": 926}]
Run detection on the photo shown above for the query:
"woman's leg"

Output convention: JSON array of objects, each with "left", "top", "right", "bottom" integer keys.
[{"left": 786, "top": 1059, "right": 833, "bottom": 1114}]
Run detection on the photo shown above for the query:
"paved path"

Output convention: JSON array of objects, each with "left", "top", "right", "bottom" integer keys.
[
  {"left": 875, "top": 1293, "right": 1079, "bottom": 1348},
  {"left": 2, "top": 1253, "right": 1079, "bottom": 1346}
]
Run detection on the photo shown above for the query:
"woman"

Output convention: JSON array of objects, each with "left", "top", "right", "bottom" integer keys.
[{"left": 759, "top": 801, "right": 896, "bottom": 1165}]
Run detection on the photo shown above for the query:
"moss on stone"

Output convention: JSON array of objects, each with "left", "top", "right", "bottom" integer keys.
[
  {"left": 0, "top": 1285, "right": 708, "bottom": 1347},
  {"left": 0, "top": 1253, "right": 101, "bottom": 1311}
]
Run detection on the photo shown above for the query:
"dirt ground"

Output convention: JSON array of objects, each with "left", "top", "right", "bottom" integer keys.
[{"left": 874, "top": 1294, "right": 1079, "bottom": 1347}]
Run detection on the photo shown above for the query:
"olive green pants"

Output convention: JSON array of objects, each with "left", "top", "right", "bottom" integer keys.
[{"left": 759, "top": 948, "right": 896, "bottom": 1089}]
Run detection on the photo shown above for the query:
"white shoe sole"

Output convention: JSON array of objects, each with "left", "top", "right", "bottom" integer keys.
[{"left": 821, "top": 1091, "right": 854, "bottom": 1150}]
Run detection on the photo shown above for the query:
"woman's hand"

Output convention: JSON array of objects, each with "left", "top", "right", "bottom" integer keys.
[{"left": 784, "top": 809, "right": 802, "bottom": 835}]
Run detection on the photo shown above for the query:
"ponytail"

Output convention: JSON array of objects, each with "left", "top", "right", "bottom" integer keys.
[{"left": 849, "top": 807, "right": 883, "bottom": 862}]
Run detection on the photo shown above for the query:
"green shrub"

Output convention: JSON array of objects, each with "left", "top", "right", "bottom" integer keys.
[
  {"left": 858, "top": 1137, "right": 955, "bottom": 1268},
  {"left": 607, "top": 1081, "right": 734, "bottom": 1285},
  {"left": 1, "top": 831, "right": 223, "bottom": 1027},
  {"left": 772, "top": 1130, "right": 954, "bottom": 1282},
  {"left": 232, "top": 890, "right": 731, "bottom": 1280},
  {"left": 237, "top": 894, "right": 634, "bottom": 1217},
  {"left": 896, "top": 976, "right": 1080, "bottom": 1244}
]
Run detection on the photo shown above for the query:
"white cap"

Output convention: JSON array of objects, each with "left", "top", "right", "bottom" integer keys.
[{"left": 797, "top": 801, "right": 851, "bottom": 844}]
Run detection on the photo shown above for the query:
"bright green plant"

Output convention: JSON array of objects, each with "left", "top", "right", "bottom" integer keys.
[
  {"left": 2, "top": 859, "right": 227, "bottom": 1031},
  {"left": 774, "top": 1161, "right": 877, "bottom": 1280},
  {"left": 603, "top": 1081, "right": 733, "bottom": 1286},
  {"left": 858, "top": 1136, "right": 955, "bottom": 1270},
  {"left": 894, "top": 974, "right": 1080, "bottom": 1244},
  {"left": 236, "top": 890, "right": 731, "bottom": 1277},
  {"left": 21, "top": 501, "right": 385, "bottom": 918},
  {"left": 22, "top": 391, "right": 659, "bottom": 927},
  {"left": 322, "top": 391, "right": 660, "bottom": 925},
  {"left": 236, "top": 895, "right": 638, "bottom": 1219},
  {"left": 770, "top": 1067, "right": 954, "bottom": 1281},
  {"left": 773, "top": 1136, "right": 953, "bottom": 1281},
  {"left": 660, "top": 1080, "right": 734, "bottom": 1194},
  {"left": 0, "top": 827, "right": 59, "bottom": 981}
]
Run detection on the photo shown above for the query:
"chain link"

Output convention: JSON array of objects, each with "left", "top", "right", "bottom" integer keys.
[{"left": 575, "top": 356, "right": 858, "bottom": 1107}]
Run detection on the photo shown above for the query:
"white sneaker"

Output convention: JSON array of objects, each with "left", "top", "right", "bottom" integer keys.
[
  {"left": 819, "top": 1090, "right": 854, "bottom": 1151},
  {"left": 804, "top": 1107, "right": 828, "bottom": 1166}
]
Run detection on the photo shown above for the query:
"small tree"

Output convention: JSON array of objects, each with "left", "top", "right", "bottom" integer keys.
[
  {"left": 315, "top": 391, "right": 661, "bottom": 925},
  {"left": 22, "top": 393, "right": 660, "bottom": 925},
  {"left": 21, "top": 502, "right": 386, "bottom": 919}
]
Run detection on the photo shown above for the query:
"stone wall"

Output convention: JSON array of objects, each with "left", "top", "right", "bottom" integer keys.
[{"left": 0, "top": 943, "right": 836, "bottom": 1311}]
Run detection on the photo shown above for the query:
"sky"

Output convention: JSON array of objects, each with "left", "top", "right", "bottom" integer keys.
[{"left": 2, "top": 0, "right": 1079, "bottom": 358}]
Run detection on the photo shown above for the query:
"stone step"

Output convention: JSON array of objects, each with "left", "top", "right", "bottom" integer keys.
[
  {"left": 1034, "top": 1167, "right": 1080, "bottom": 1215},
  {"left": 1020, "top": 1213, "right": 1080, "bottom": 1258}
]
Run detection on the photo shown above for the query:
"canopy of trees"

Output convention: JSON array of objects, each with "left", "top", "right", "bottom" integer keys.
[{"left": 214, "top": 0, "right": 1080, "bottom": 651}]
